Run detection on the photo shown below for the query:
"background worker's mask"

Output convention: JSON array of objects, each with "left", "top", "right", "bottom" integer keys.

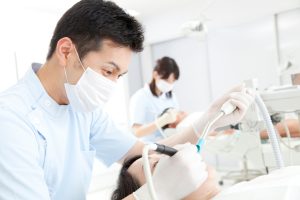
[
  {"left": 156, "top": 79, "right": 174, "bottom": 93},
  {"left": 64, "top": 49, "right": 117, "bottom": 112}
]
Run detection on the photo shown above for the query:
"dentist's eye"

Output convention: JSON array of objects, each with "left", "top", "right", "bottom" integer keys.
[
  {"left": 118, "top": 74, "right": 123, "bottom": 79},
  {"left": 102, "top": 69, "right": 113, "bottom": 77}
]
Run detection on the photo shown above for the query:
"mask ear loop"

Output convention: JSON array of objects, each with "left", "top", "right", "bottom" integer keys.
[
  {"left": 74, "top": 46, "right": 86, "bottom": 72},
  {"left": 64, "top": 46, "right": 86, "bottom": 84},
  {"left": 63, "top": 66, "right": 69, "bottom": 84}
]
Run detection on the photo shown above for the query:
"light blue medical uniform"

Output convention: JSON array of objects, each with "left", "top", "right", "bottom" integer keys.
[
  {"left": 129, "top": 84, "right": 179, "bottom": 142},
  {"left": 0, "top": 63, "right": 137, "bottom": 200}
]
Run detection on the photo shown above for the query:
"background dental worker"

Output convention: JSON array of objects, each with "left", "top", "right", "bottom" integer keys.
[
  {"left": 129, "top": 56, "right": 187, "bottom": 142},
  {"left": 0, "top": 0, "right": 254, "bottom": 200}
]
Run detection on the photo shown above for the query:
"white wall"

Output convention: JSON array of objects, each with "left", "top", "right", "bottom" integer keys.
[
  {"left": 0, "top": 50, "right": 18, "bottom": 92},
  {"left": 151, "top": 36, "right": 212, "bottom": 112},
  {"left": 0, "top": 7, "right": 59, "bottom": 91},
  {"left": 127, "top": 53, "right": 144, "bottom": 96},
  {"left": 277, "top": 8, "right": 300, "bottom": 81},
  {"left": 207, "top": 16, "right": 280, "bottom": 99}
]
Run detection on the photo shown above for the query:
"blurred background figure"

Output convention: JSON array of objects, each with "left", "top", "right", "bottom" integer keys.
[{"left": 129, "top": 56, "right": 187, "bottom": 142}]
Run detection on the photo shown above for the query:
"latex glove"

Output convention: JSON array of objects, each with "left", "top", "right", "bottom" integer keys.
[
  {"left": 155, "top": 108, "right": 178, "bottom": 128},
  {"left": 193, "top": 84, "right": 255, "bottom": 136},
  {"left": 133, "top": 143, "right": 208, "bottom": 200}
]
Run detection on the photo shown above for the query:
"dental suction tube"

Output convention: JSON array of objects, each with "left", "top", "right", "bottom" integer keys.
[
  {"left": 142, "top": 143, "right": 178, "bottom": 200},
  {"left": 255, "top": 94, "right": 285, "bottom": 169}
]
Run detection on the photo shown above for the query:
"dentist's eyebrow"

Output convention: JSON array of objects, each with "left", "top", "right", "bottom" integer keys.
[
  {"left": 107, "top": 61, "right": 120, "bottom": 71},
  {"left": 107, "top": 61, "right": 128, "bottom": 76}
]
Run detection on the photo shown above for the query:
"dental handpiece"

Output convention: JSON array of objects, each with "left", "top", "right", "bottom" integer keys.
[
  {"left": 196, "top": 100, "right": 237, "bottom": 153},
  {"left": 154, "top": 101, "right": 237, "bottom": 155},
  {"left": 153, "top": 143, "right": 178, "bottom": 156}
]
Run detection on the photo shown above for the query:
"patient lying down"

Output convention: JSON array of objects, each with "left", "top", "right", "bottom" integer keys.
[{"left": 111, "top": 154, "right": 300, "bottom": 200}]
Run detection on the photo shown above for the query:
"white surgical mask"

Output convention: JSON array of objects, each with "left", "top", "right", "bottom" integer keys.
[
  {"left": 156, "top": 79, "right": 174, "bottom": 93},
  {"left": 64, "top": 49, "right": 117, "bottom": 112}
]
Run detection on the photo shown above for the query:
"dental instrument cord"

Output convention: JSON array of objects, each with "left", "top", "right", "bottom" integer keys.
[
  {"left": 142, "top": 143, "right": 178, "bottom": 200},
  {"left": 278, "top": 120, "right": 300, "bottom": 152},
  {"left": 281, "top": 118, "right": 293, "bottom": 165},
  {"left": 142, "top": 144, "right": 158, "bottom": 200},
  {"left": 196, "top": 112, "right": 224, "bottom": 152},
  {"left": 255, "top": 95, "right": 285, "bottom": 169},
  {"left": 196, "top": 94, "right": 285, "bottom": 169}
]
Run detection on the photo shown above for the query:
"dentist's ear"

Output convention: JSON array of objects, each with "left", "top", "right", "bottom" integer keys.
[{"left": 55, "top": 37, "right": 74, "bottom": 67}]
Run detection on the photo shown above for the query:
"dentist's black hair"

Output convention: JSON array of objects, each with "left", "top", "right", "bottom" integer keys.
[
  {"left": 47, "top": 0, "right": 144, "bottom": 60},
  {"left": 149, "top": 56, "right": 180, "bottom": 98},
  {"left": 111, "top": 155, "right": 142, "bottom": 200}
]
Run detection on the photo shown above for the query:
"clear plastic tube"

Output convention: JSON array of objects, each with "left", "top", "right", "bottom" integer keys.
[
  {"left": 142, "top": 144, "right": 158, "bottom": 200},
  {"left": 255, "top": 95, "right": 285, "bottom": 169},
  {"left": 196, "top": 112, "right": 224, "bottom": 152}
]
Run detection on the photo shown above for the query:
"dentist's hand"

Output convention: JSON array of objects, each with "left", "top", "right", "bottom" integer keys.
[
  {"left": 193, "top": 84, "right": 255, "bottom": 137},
  {"left": 206, "top": 84, "right": 255, "bottom": 129},
  {"left": 133, "top": 143, "right": 208, "bottom": 200}
]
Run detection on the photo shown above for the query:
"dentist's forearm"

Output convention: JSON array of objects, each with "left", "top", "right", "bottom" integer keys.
[
  {"left": 132, "top": 122, "right": 159, "bottom": 137},
  {"left": 157, "top": 112, "right": 215, "bottom": 147},
  {"left": 158, "top": 126, "right": 198, "bottom": 147}
]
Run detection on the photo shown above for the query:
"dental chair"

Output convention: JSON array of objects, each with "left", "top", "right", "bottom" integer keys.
[{"left": 204, "top": 129, "right": 267, "bottom": 185}]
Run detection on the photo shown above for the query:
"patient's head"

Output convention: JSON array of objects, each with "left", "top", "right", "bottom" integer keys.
[
  {"left": 111, "top": 154, "right": 220, "bottom": 200},
  {"left": 111, "top": 155, "right": 142, "bottom": 200}
]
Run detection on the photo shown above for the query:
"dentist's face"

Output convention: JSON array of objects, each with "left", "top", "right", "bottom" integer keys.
[{"left": 65, "top": 39, "right": 132, "bottom": 84}]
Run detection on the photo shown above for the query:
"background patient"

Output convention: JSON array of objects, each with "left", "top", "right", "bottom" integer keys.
[{"left": 111, "top": 154, "right": 220, "bottom": 200}]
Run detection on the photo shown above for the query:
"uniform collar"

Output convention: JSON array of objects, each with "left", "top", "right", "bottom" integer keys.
[{"left": 23, "top": 63, "right": 69, "bottom": 117}]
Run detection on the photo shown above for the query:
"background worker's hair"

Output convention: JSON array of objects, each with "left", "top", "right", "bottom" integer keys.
[{"left": 149, "top": 56, "right": 180, "bottom": 98}]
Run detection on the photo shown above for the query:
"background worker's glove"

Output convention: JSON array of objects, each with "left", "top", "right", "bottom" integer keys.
[
  {"left": 193, "top": 84, "right": 255, "bottom": 137},
  {"left": 133, "top": 143, "right": 208, "bottom": 200},
  {"left": 155, "top": 108, "right": 178, "bottom": 128}
]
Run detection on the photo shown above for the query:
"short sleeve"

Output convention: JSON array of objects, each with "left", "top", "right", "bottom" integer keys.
[
  {"left": 90, "top": 109, "right": 138, "bottom": 166},
  {"left": 0, "top": 107, "right": 50, "bottom": 200},
  {"left": 129, "top": 92, "right": 149, "bottom": 126}
]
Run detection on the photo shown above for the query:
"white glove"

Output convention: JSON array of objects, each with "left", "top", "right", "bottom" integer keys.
[
  {"left": 133, "top": 143, "right": 208, "bottom": 200},
  {"left": 155, "top": 108, "right": 177, "bottom": 128},
  {"left": 193, "top": 84, "right": 255, "bottom": 136}
]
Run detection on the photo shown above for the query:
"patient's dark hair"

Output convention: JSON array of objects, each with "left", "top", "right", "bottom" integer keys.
[
  {"left": 47, "top": 0, "right": 144, "bottom": 60},
  {"left": 111, "top": 155, "right": 142, "bottom": 200},
  {"left": 149, "top": 56, "right": 180, "bottom": 98}
]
